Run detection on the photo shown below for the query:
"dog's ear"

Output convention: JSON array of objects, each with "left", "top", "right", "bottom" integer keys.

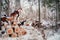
[
  {"left": 17, "top": 8, "right": 22, "bottom": 12},
  {"left": 14, "top": 11, "right": 19, "bottom": 14}
]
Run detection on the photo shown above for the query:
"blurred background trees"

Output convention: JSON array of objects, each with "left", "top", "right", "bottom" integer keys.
[
  {"left": 41, "top": 0, "right": 60, "bottom": 31},
  {"left": 0, "top": 0, "right": 60, "bottom": 30}
]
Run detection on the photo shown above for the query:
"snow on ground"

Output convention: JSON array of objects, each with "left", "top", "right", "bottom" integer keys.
[
  {"left": 41, "top": 19, "right": 56, "bottom": 28},
  {"left": 47, "top": 33, "right": 60, "bottom": 40},
  {"left": 41, "top": 19, "right": 52, "bottom": 28},
  {"left": 0, "top": 26, "right": 60, "bottom": 40},
  {"left": 44, "top": 29, "right": 60, "bottom": 40},
  {"left": 47, "top": 34, "right": 60, "bottom": 40},
  {"left": 0, "top": 25, "right": 43, "bottom": 40}
]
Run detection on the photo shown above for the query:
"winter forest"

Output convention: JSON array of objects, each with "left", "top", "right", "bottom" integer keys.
[{"left": 0, "top": 0, "right": 60, "bottom": 40}]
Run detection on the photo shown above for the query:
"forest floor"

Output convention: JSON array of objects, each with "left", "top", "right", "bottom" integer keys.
[{"left": 0, "top": 25, "right": 60, "bottom": 40}]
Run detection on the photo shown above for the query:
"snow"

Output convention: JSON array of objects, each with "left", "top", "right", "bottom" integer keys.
[
  {"left": 0, "top": 25, "right": 43, "bottom": 40},
  {"left": 47, "top": 33, "right": 60, "bottom": 40},
  {"left": 41, "top": 19, "right": 52, "bottom": 27},
  {"left": 0, "top": 25, "right": 60, "bottom": 40}
]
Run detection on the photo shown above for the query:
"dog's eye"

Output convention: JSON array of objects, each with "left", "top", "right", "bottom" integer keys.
[{"left": 1, "top": 31, "right": 5, "bottom": 34}]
